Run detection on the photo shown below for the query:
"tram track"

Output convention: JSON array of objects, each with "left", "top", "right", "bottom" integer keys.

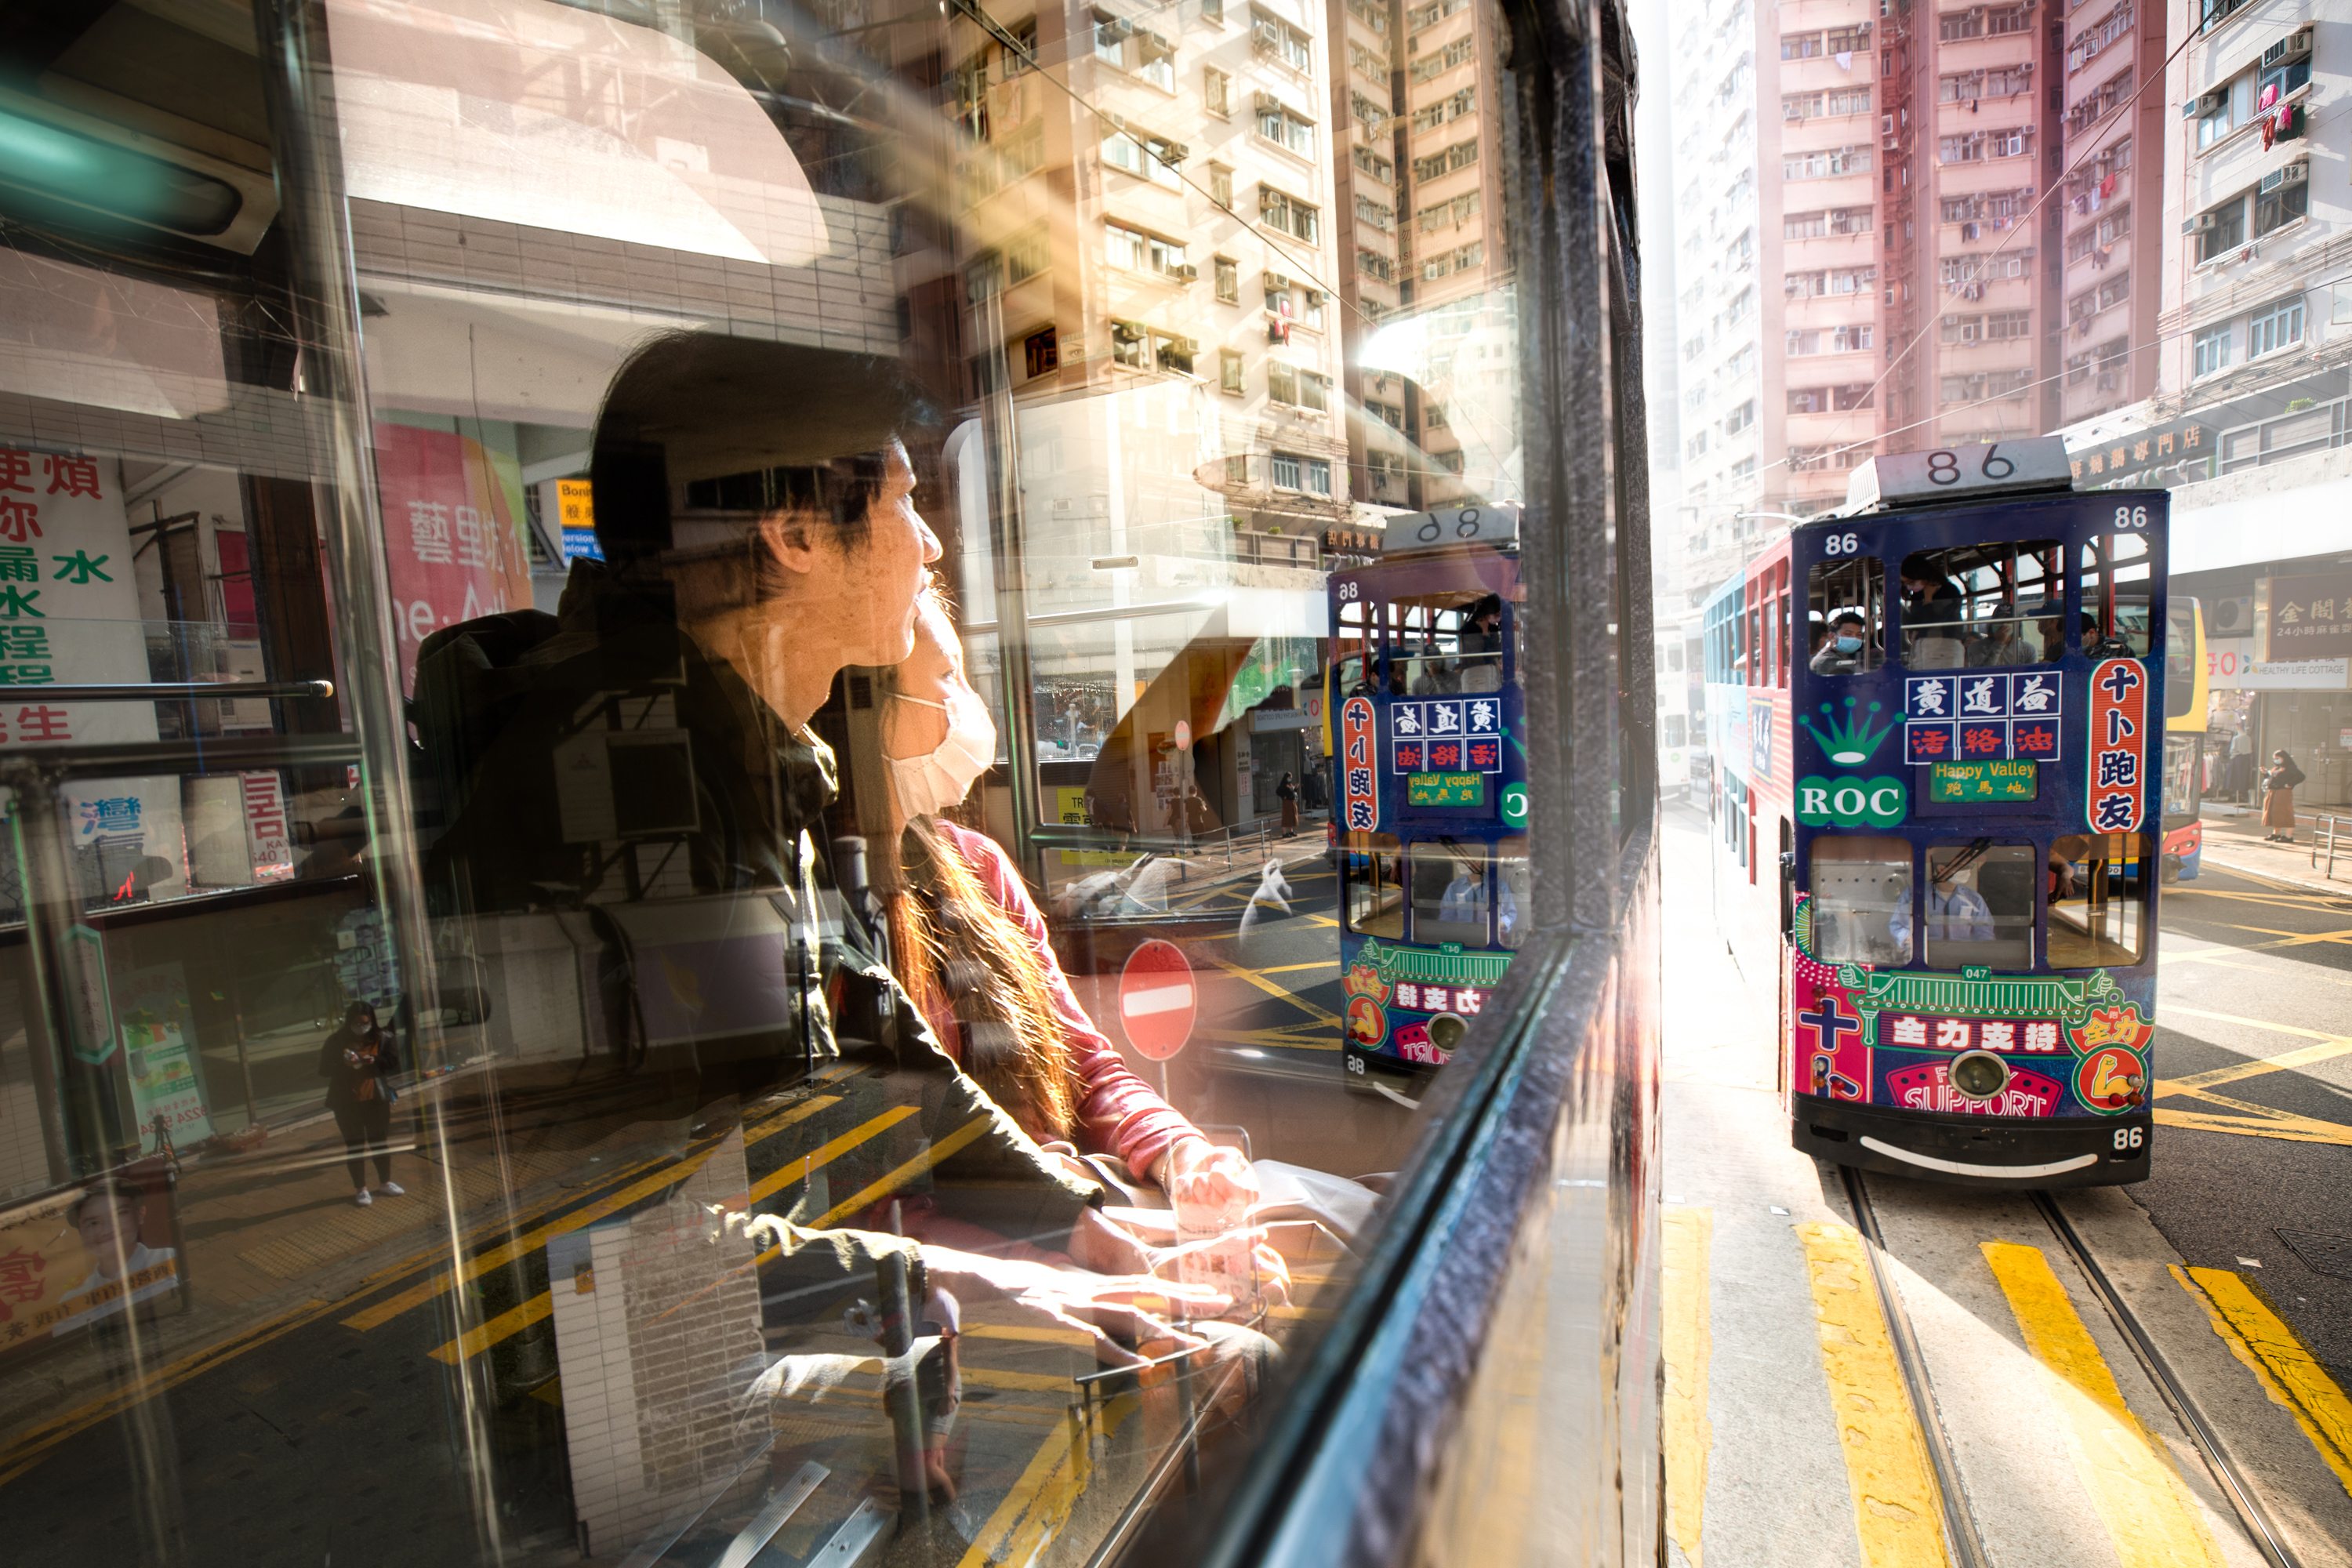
[{"left": 1839, "top": 1167, "right": 2307, "bottom": 1568}]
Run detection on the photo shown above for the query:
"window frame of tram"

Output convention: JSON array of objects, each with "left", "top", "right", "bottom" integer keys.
[
  {"left": 2048, "top": 830, "right": 2154, "bottom": 967},
  {"left": 1892, "top": 539, "right": 2064, "bottom": 670},
  {"left": 1916, "top": 840, "right": 2038, "bottom": 971},
  {"left": 1809, "top": 834, "right": 1915, "bottom": 967}
]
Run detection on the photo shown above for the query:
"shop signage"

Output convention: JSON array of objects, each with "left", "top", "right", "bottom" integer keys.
[
  {"left": 1406, "top": 771, "right": 1486, "bottom": 808},
  {"left": 556, "top": 477, "right": 600, "bottom": 561},
  {"left": 1795, "top": 775, "right": 1907, "bottom": 828},
  {"left": 375, "top": 423, "right": 535, "bottom": 697},
  {"left": 1340, "top": 695, "right": 1377, "bottom": 830},
  {"left": 2085, "top": 658, "right": 2148, "bottom": 833},
  {"left": 1930, "top": 760, "right": 2038, "bottom": 802},
  {"left": 2066, "top": 423, "right": 2208, "bottom": 485},
  {"left": 2256, "top": 572, "right": 2352, "bottom": 663},
  {"left": 2206, "top": 637, "right": 2348, "bottom": 691}
]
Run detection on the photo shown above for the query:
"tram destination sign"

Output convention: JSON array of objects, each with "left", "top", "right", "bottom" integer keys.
[
  {"left": 1407, "top": 771, "right": 1487, "bottom": 808},
  {"left": 1843, "top": 437, "right": 2074, "bottom": 512},
  {"left": 1929, "top": 760, "right": 2038, "bottom": 802}
]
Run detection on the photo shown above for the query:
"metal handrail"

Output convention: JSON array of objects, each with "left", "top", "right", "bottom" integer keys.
[
  {"left": 0, "top": 679, "right": 333, "bottom": 702},
  {"left": 2313, "top": 814, "right": 2348, "bottom": 878}
]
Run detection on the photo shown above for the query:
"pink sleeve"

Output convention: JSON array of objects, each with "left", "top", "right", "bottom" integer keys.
[{"left": 940, "top": 823, "right": 1203, "bottom": 1182}]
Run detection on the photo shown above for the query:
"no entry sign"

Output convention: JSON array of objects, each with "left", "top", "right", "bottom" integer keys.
[{"left": 1118, "top": 939, "right": 1196, "bottom": 1061}]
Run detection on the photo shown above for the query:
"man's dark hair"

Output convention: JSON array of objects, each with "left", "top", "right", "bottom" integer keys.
[
  {"left": 1899, "top": 551, "right": 1944, "bottom": 584},
  {"left": 590, "top": 332, "right": 931, "bottom": 566},
  {"left": 76, "top": 1181, "right": 143, "bottom": 1224},
  {"left": 1832, "top": 613, "right": 1865, "bottom": 630}
]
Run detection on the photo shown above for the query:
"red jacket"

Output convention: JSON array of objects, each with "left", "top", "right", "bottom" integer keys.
[{"left": 931, "top": 822, "right": 1201, "bottom": 1181}]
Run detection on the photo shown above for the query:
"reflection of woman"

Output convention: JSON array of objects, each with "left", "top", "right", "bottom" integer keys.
[
  {"left": 1276, "top": 771, "right": 1299, "bottom": 837},
  {"left": 874, "top": 593, "right": 1261, "bottom": 1212},
  {"left": 318, "top": 1001, "right": 406, "bottom": 1207}
]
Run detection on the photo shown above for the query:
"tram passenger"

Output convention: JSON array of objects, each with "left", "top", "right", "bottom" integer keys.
[
  {"left": 1900, "top": 552, "right": 1970, "bottom": 666},
  {"left": 1459, "top": 593, "right": 1504, "bottom": 692},
  {"left": 1967, "top": 600, "right": 2033, "bottom": 666},
  {"left": 1887, "top": 866, "right": 1992, "bottom": 961},
  {"left": 1809, "top": 612, "right": 1871, "bottom": 675}
]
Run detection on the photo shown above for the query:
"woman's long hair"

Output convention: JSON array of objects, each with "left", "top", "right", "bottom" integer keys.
[{"left": 871, "top": 586, "right": 1076, "bottom": 1139}]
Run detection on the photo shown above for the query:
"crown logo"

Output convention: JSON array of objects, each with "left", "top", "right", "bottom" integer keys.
[
  {"left": 1798, "top": 695, "right": 1894, "bottom": 766},
  {"left": 2071, "top": 1004, "right": 2151, "bottom": 1052}
]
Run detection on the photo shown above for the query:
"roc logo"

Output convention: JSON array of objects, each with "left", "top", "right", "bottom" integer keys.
[
  {"left": 1798, "top": 695, "right": 1895, "bottom": 767},
  {"left": 2069, "top": 1003, "right": 2153, "bottom": 1054},
  {"left": 1795, "top": 775, "right": 1907, "bottom": 829},
  {"left": 2074, "top": 1044, "right": 2147, "bottom": 1114}
]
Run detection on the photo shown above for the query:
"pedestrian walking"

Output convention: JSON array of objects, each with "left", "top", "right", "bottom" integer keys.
[
  {"left": 2262, "top": 749, "right": 2305, "bottom": 843},
  {"left": 2227, "top": 724, "right": 2253, "bottom": 803},
  {"left": 1276, "top": 771, "right": 1299, "bottom": 837},
  {"left": 319, "top": 1001, "right": 405, "bottom": 1206}
]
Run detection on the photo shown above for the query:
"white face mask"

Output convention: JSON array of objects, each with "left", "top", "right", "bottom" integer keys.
[{"left": 885, "top": 685, "right": 996, "bottom": 819}]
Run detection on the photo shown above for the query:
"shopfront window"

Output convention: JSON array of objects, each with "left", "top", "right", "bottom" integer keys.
[{"left": 0, "top": 0, "right": 1573, "bottom": 1557}]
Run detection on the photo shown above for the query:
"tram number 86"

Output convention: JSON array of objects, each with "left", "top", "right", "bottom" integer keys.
[{"left": 2112, "top": 1127, "right": 2145, "bottom": 1152}]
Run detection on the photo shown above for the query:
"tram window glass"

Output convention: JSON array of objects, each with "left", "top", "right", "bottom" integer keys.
[
  {"left": 1410, "top": 841, "right": 1492, "bottom": 946},
  {"left": 1495, "top": 837, "right": 1531, "bottom": 949},
  {"left": 2048, "top": 833, "right": 2151, "bottom": 967},
  {"left": 1807, "top": 557, "right": 1885, "bottom": 674},
  {"left": 2163, "top": 600, "right": 2198, "bottom": 720},
  {"left": 1346, "top": 833, "right": 1408, "bottom": 937},
  {"left": 1809, "top": 836, "right": 1913, "bottom": 965},
  {"left": 2079, "top": 535, "right": 2155, "bottom": 659},
  {"left": 1915, "top": 841, "right": 2036, "bottom": 970},
  {"left": 1891, "top": 539, "right": 2062, "bottom": 668},
  {"left": 1777, "top": 569, "right": 1793, "bottom": 688},
  {"left": 1664, "top": 713, "right": 1687, "bottom": 746}
]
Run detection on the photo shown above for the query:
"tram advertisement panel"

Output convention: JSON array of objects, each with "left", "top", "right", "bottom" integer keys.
[{"left": 1782, "top": 484, "right": 2165, "bottom": 1149}]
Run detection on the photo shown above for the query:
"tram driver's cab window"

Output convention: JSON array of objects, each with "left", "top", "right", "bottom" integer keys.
[
  {"left": 1345, "top": 832, "right": 1406, "bottom": 937},
  {"left": 2078, "top": 533, "right": 2155, "bottom": 660},
  {"left": 1807, "top": 835, "right": 1912, "bottom": 965},
  {"left": 1910, "top": 841, "right": 2036, "bottom": 969},
  {"left": 1495, "top": 837, "right": 1530, "bottom": 950},
  {"left": 2048, "top": 833, "right": 2151, "bottom": 967},
  {"left": 1807, "top": 557, "right": 1884, "bottom": 674},
  {"left": 1411, "top": 841, "right": 1492, "bottom": 946},
  {"left": 1889, "top": 540, "right": 2063, "bottom": 669}
]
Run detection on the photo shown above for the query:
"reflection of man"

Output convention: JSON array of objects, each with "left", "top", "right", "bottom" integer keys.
[{"left": 53, "top": 1182, "right": 176, "bottom": 1334}]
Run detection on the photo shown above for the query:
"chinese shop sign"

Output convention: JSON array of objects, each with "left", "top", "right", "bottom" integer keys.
[
  {"left": 2066, "top": 423, "right": 2205, "bottom": 484},
  {"left": 1904, "top": 672, "right": 2062, "bottom": 765},
  {"left": 375, "top": 423, "right": 534, "bottom": 696},
  {"left": 1929, "top": 760, "right": 2038, "bottom": 802},
  {"left": 1406, "top": 771, "right": 1487, "bottom": 808},
  {"left": 1389, "top": 697, "right": 1504, "bottom": 774},
  {"left": 2085, "top": 658, "right": 2147, "bottom": 834},
  {"left": 0, "top": 447, "right": 154, "bottom": 748},
  {"left": 2256, "top": 572, "right": 2352, "bottom": 664},
  {"left": 1341, "top": 695, "right": 1377, "bottom": 831}
]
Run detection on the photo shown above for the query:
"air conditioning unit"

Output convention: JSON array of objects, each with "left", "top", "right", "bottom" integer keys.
[
  {"left": 1173, "top": 263, "right": 1199, "bottom": 280},
  {"left": 1163, "top": 142, "right": 1190, "bottom": 164},
  {"left": 2261, "top": 27, "right": 2313, "bottom": 68},
  {"left": 1263, "top": 269, "right": 1291, "bottom": 289},
  {"left": 2209, "top": 594, "right": 2256, "bottom": 637},
  {"left": 2181, "top": 90, "right": 2224, "bottom": 118},
  {"left": 2258, "top": 162, "right": 2307, "bottom": 192},
  {"left": 1884, "top": 135, "right": 1901, "bottom": 151},
  {"left": 1106, "top": 111, "right": 1127, "bottom": 130}
]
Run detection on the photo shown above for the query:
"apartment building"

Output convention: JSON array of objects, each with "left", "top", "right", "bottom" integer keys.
[{"left": 2051, "top": 0, "right": 2166, "bottom": 423}]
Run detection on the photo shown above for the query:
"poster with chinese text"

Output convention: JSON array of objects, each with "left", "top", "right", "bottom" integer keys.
[{"left": 374, "top": 423, "right": 534, "bottom": 696}]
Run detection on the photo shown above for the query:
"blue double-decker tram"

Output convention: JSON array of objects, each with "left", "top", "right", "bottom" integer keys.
[
  {"left": 1327, "top": 506, "right": 1529, "bottom": 1092},
  {"left": 1733, "top": 438, "right": 2171, "bottom": 1185}
]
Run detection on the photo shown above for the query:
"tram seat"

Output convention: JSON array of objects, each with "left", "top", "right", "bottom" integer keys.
[{"left": 1910, "top": 636, "right": 1965, "bottom": 669}]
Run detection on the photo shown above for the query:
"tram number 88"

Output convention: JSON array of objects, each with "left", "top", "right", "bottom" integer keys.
[{"left": 2112, "top": 1127, "right": 2145, "bottom": 1152}]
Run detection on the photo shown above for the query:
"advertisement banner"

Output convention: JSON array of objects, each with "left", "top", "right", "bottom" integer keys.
[
  {"left": 374, "top": 423, "right": 534, "bottom": 696},
  {"left": 2256, "top": 572, "right": 2352, "bottom": 664},
  {"left": 118, "top": 964, "right": 212, "bottom": 1154},
  {"left": 0, "top": 1169, "right": 182, "bottom": 1356},
  {"left": 2208, "top": 637, "right": 2350, "bottom": 691}
]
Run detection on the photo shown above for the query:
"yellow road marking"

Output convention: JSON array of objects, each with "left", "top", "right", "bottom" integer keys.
[
  {"left": 1791, "top": 1221, "right": 1951, "bottom": 1568},
  {"left": 810, "top": 1116, "right": 995, "bottom": 1229},
  {"left": 2161, "top": 1004, "right": 2352, "bottom": 1049},
  {"left": 1247, "top": 960, "right": 1342, "bottom": 975},
  {"left": 1664, "top": 1207, "right": 1714, "bottom": 1568},
  {"left": 964, "top": 1323, "right": 1094, "bottom": 1348},
  {"left": 744, "top": 1105, "right": 920, "bottom": 1207},
  {"left": 1204, "top": 956, "right": 1340, "bottom": 1024},
  {"left": 343, "top": 1094, "right": 847, "bottom": 1332},
  {"left": 1981, "top": 1243, "right": 2226, "bottom": 1568},
  {"left": 429, "top": 1290, "right": 554, "bottom": 1365},
  {"left": 2154, "top": 1097, "right": 2352, "bottom": 1147},
  {"left": 1199, "top": 1026, "right": 1340, "bottom": 1051},
  {"left": 954, "top": 1395, "right": 1131, "bottom": 1568},
  {"left": 2173, "top": 1266, "right": 2352, "bottom": 1496}
]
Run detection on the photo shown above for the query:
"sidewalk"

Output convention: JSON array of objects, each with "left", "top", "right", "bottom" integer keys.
[{"left": 2194, "top": 799, "right": 2351, "bottom": 885}]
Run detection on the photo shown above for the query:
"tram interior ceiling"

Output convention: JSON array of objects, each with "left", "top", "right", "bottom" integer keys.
[{"left": 0, "top": 0, "right": 1661, "bottom": 1564}]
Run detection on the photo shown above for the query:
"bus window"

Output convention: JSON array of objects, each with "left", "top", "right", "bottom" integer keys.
[
  {"left": 1344, "top": 833, "right": 1406, "bottom": 937},
  {"left": 2080, "top": 535, "right": 2153, "bottom": 659},
  {"left": 1809, "top": 836, "right": 1911, "bottom": 966},
  {"left": 1890, "top": 540, "right": 2062, "bottom": 669},
  {"left": 1915, "top": 841, "right": 2036, "bottom": 970},
  {"left": 1410, "top": 841, "right": 1490, "bottom": 947},
  {"left": 1496, "top": 837, "right": 1530, "bottom": 950},
  {"left": 2048, "top": 833, "right": 2151, "bottom": 967},
  {"left": 2163, "top": 600, "right": 2199, "bottom": 721},
  {"left": 1806, "top": 558, "right": 1883, "bottom": 674}
]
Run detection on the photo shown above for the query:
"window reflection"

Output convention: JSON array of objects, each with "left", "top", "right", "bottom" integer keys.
[{"left": 1809, "top": 835, "right": 1911, "bottom": 966}]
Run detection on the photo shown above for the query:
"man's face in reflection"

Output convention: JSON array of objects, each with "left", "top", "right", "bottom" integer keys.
[
  {"left": 826, "top": 442, "right": 942, "bottom": 668},
  {"left": 76, "top": 1192, "right": 140, "bottom": 1278}
]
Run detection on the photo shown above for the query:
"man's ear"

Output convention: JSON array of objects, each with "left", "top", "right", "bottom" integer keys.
[{"left": 757, "top": 508, "right": 824, "bottom": 579}]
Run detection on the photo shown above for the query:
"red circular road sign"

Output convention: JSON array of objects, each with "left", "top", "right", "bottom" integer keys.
[{"left": 1118, "top": 939, "right": 1197, "bottom": 1062}]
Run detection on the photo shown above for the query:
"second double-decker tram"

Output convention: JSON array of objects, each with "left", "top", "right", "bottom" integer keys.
[
  {"left": 1711, "top": 439, "right": 2169, "bottom": 1185},
  {"left": 1329, "top": 506, "right": 1530, "bottom": 1091}
]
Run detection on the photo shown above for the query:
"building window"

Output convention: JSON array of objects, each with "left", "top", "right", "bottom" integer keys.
[
  {"left": 1410, "top": 36, "right": 1474, "bottom": 82},
  {"left": 2245, "top": 295, "right": 2303, "bottom": 359},
  {"left": 1405, "top": 0, "right": 1468, "bottom": 33},
  {"left": 1209, "top": 163, "right": 1233, "bottom": 209},
  {"left": 1354, "top": 144, "right": 1395, "bottom": 183},
  {"left": 1416, "top": 191, "right": 1482, "bottom": 232},
  {"left": 1786, "top": 325, "right": 1875, "bottom": 354},
  {"left": 1211, "top": 255, "right": 1239, "bottom": 303},
  {"left": 1025, "top": 327, "right": 1060, "bottom": 379},
  {"left": 1103, "top": 129, "right": 1182, "bottom": 187},
  {"left": 1784, "top": 267, "right": 1875, "bottom": 299},
  {"left": 1356, "top": 248, "right": 1394, "bottom": 282},
  {"left": 1255, "top": 99, "right": 1318, "bottom": 158},
  {"left": 1350, "top": 40, "right": 1389, "bottom": 85},
  {"left": 1258, "top": 186, "right": 1320, "bottom": 242},
  {"left": 2063, "top": 66, "right": 2133, "bottom": 137},
  {"left": 1939, "top": 65, "right": 2033, "bottom": 101},
  {"left": 1112, "top": 320, "right": 1148, "bottom": 368},
  {"left": 1724, "top": 400, "right": 1755, "bottom": 435},
  {"left": 1784, "top": 147, "right": 1871, "bottom": 180},
  {"left": 1007, "top": 225, "right": 1047, "bottom": 284},
  {"left": 1218, "top": 348, "right": 1244, "bottom": 393},
  {"left": 1356, "top": 194, "right": 1396, "bottom": 232},
  {"left": 1939, "top": 129, "right": 2030, "bottom": 163},
  {"left": 1412, "top": 140, "right": 1479, "bottom": 182},
  {"left": 1270, "top": 452, "right": 1301, "bottom": 488},
  {"left": 2191, "top": 324, "right": 2230, "bottom": 379},
  {"left": 2255, "top": 178, "right": 2308, "bottom": 239},
  {"left": 1250, "top": 8, "right": 1313, "bottom": 72},
  {"left": 1348, "top": 0, "right": 1389, "bottom": 33},
  {"left": 1410, "top": 88, "right": 1477, "bottom": 135},
  {"left": 1351, "top": 91, "right": 1388, "bottom": 135},
  {"left": 1205, "top": 67, "right": 1232, "bottom": 116},
  {"left": 2195, "top": 196, "right": 2246, "bottom": 262},
  {"left": 1268, "top": 361, "right": 1298, "bottom": 404}
]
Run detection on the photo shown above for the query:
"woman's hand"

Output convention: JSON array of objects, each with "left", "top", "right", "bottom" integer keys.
[
  {"left": 1161, "top": 1138, "right": 1261, "bottom": 1212},
  {"left": 920, "top": 1246, "right": 1229, "bottom": 1369}
]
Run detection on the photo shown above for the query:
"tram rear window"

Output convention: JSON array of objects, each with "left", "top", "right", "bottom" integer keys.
[
  {"left": 1912, "top": 841, "right": 2036, "bottom": 971},
  {"left": 1894, "top": 540, "right": 2061, "bottom": 670},
  {"left": 1345, "top": 833, "right": 1406, "bottom": 938},
  {"left": 1388, "top": 593, "right": 1505, "bottom": 696},
  {"left": 2049, "top": 833, "right": 2151, "bottom": 967},
  {"left": 2080, "top": 535, "right": 2155, "bottom": 661},
  {"left": 1806, "top": 557, "right": 1884, "bottom": 675},
  {"left": 1410, "top": 842, "right": 1493, "bottom": 947},
  {"left": 1808, "top": 836, "right": 1911, "bottom": 966}
]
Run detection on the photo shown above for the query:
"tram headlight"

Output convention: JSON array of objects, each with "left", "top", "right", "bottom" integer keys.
[
  {"left": 1948, "top": 1051, "right": 2010, "bottom": 1102},
  {"left": 1428, "top": 1013, "right": 1470, "bottom": 1056}
]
